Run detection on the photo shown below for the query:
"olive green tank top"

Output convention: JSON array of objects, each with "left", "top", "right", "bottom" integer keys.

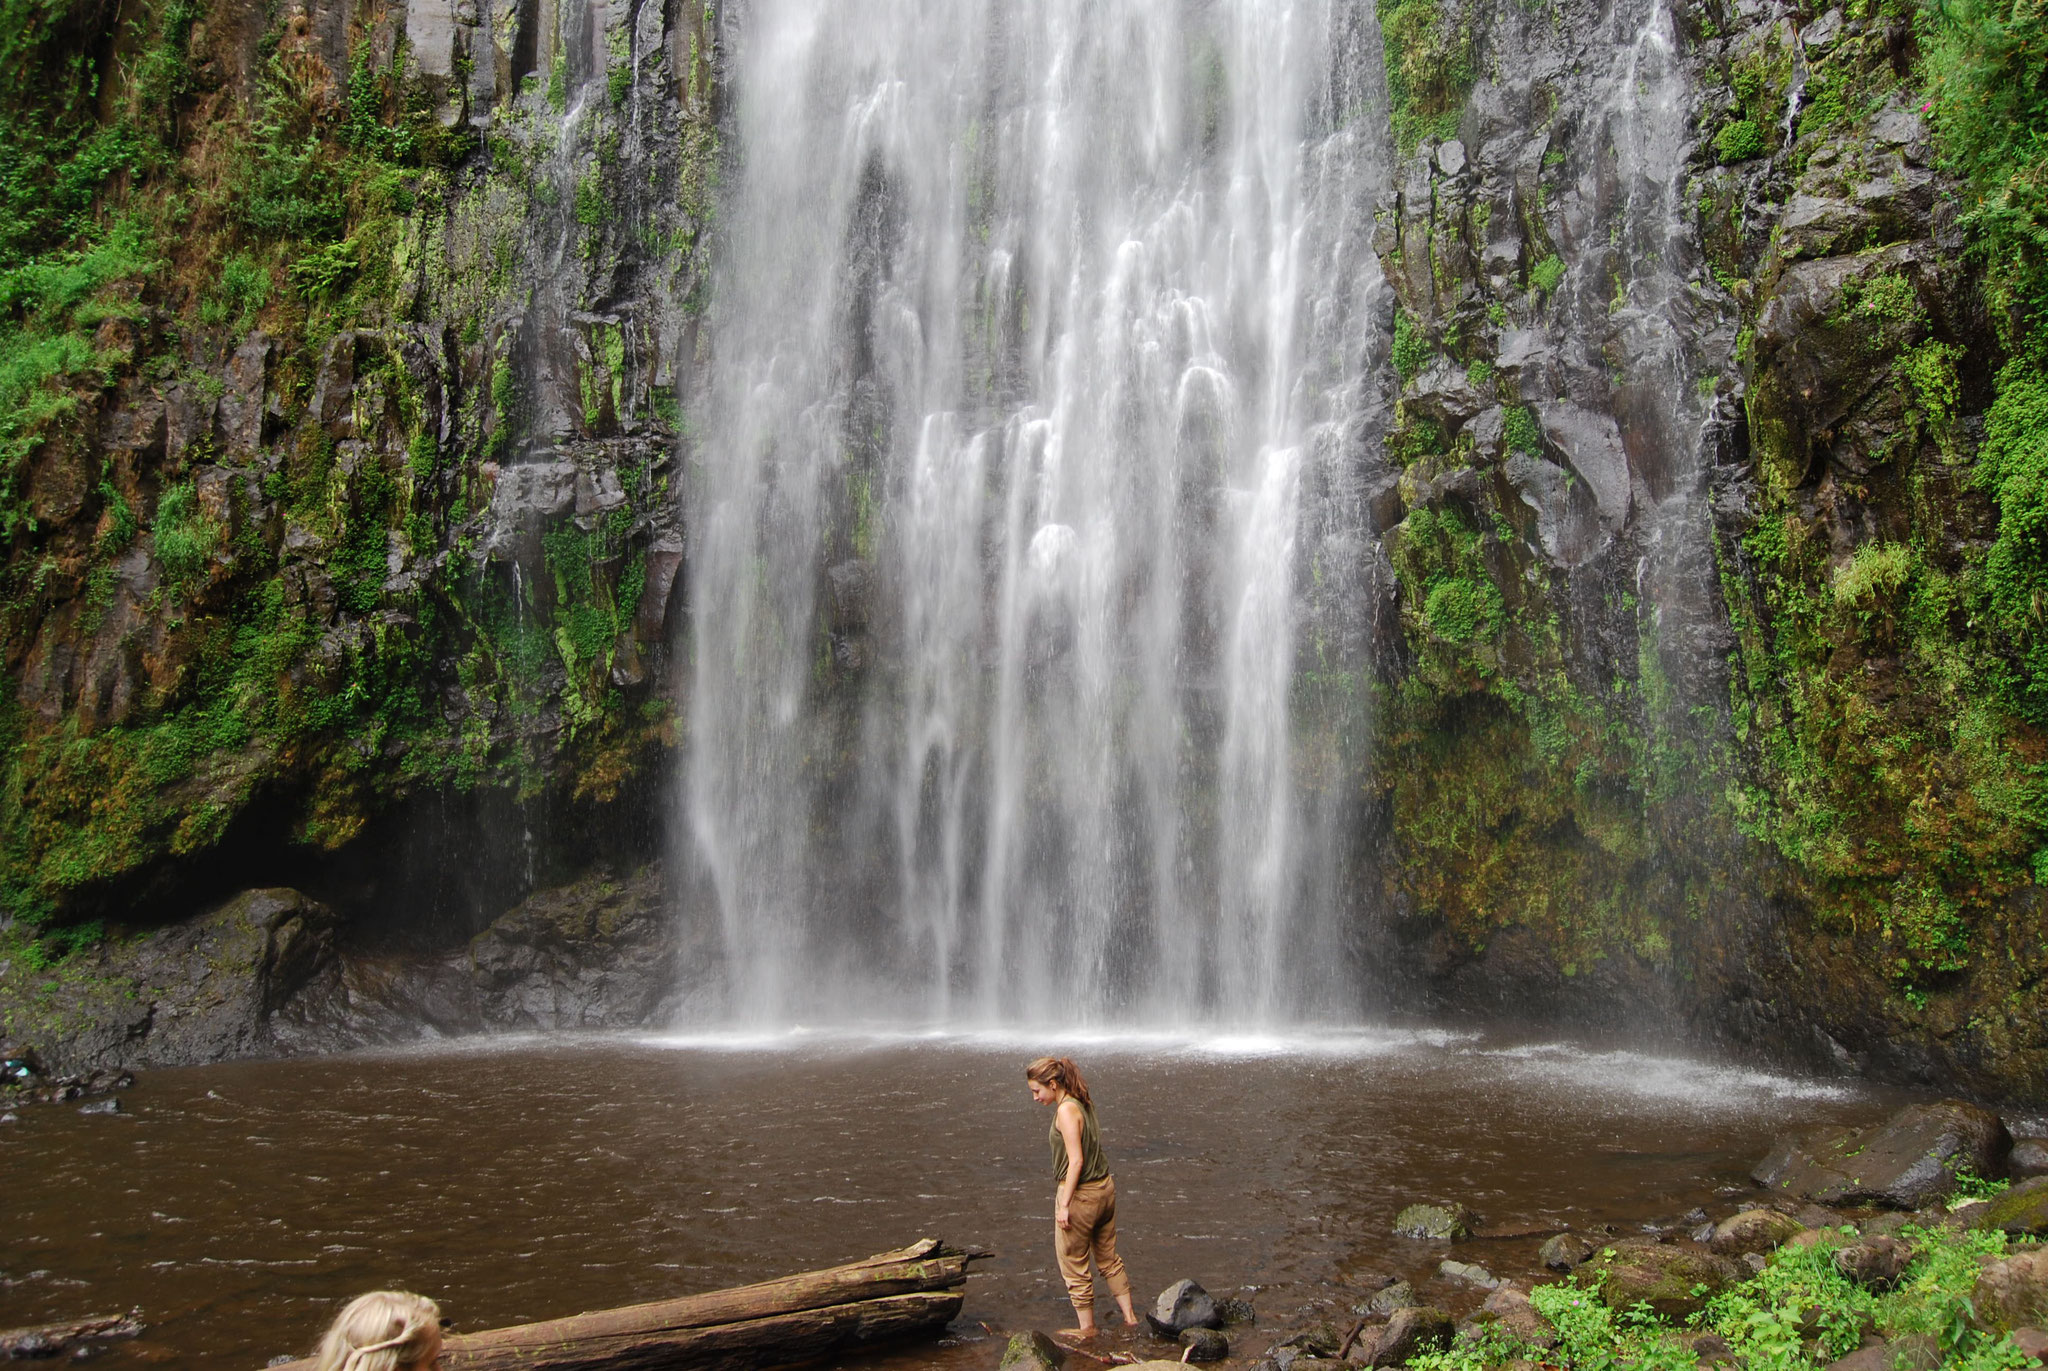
[{"left": 1049, "top": 1097, "right": 1111, "bottom": 1185}]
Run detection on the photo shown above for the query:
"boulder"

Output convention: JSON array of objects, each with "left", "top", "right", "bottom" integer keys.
[
  {"left": 1179, "top": 1328, "right": 1229, "bottom": 1363},
  {"left": 1367, "top": 1308, "right": 1453, "bottom": 1367},
  {"left": 2011, "top": 1141, "right": 2048, "bottom": 1180},
  {"left": 1149, "top": 1279, "right": 1222, "bottom": 1335},
  {"left": 1582, "top": 1241, "right": 1744, "bottom": 1320},
  {"left": 1685, "top": 1332, "right": 1737, "bottom": 1365},
  {"left": 1710, "top": 1208, "right": 1806, "bottom": 1256},
  {"left": 2009, "top": 1328, "right": 2048, "bottom": 1362},
  {"left": 1823, "top": 1334, "right": 1940, "bottom": 1371},
  {"left": 999, "top": 1331, "right": 1066, "bottom": 1371},
  {"left": 1976, "top": 1249, "right": 2048, "bottom": 1331},
  {"left": 1539, "top": 1232, "right": 1600, "bottom": 1270},
  {"left": 1975, "top": 1177, "right": 2048, "bottom": 1238},
  {"left": 1392, "top": 1203, "right": 1472, "bottom": 1240},
  {"left": 1439, "top": 1259, "right": 1501, "bottom": 1289},
  {"left": 1480, "top": 1285, "right": 1556, "bottom": 1349},
  {"left": 1353, "top": 1281, "right": 1414, "bottom": 1318},
  {"left": 1833, "top": 1235, "right": 1913, "bottom": 1289},
  {"left": 1752, "top": 1101, "right": 2012, "bottom": 1209}
]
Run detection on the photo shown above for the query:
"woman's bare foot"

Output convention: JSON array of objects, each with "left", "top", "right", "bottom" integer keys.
[{"left": 1059, "top": 1326, "right": 1098, "bottom": 1339}]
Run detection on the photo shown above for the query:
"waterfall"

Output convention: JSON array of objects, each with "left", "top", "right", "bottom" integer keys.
[{"left": 683, "top": 0, "right": 1390, "bottom": 1026}]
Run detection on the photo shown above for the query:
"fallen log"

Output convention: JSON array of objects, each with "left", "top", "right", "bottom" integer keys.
[
  {"left": 0, "top": 1311, "right": 144, "bottom": 1359},
  {"left": 267, "top": 1238, "right": 983, "bottom": 1371}
]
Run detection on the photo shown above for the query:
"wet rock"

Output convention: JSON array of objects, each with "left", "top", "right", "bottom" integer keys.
[
  {"left": 1149, "top": 1279, "right": 1221, "bottom": 1335},
  {"left": 2011, "top": 1141, "right": 2048, "bottom": 1180},
  {"left": 1752, "top": 1101, "right": 2012, "bottom": 1209},
  {"left": 1352, "top": 1281, "right": 1414, "bottom": 1318},
  {"left": 1710, "top": 1208, "right": 1806, "bottom": 1256},
  {"left": 2009, "top": 1328, "right": 2048, "bottom": 1362},
  {"left": 1179, "top": 1328, "right": 1229, "bottom": 1362},
  {"left": 1583, "top": 1241, "right": 1743, "bottom": 1319},
  {"left": 1274, "top": 1326, "right": 1343, "bottom": 1371},
  {"left": 1533, "top": 403, "right": 1630, "bottom": 531},
  {"left": 1539, "top": 1232, "right": 1600, "bottom": 1270},
  {"left": 76, "top": 1097, "right": 121, "bottom": 1115},
  {"left": 1367, "top": 1308, "right": 1453, "bottom": 1367},
  {"left": 1216, "top": 1297, "right": 1257, "bottom": 1325},
  {"left": 1438, "top": 1259, "right": 1500, "bottom": 1289},
  {"left": 1974, "top": 1249, "right": 2048, "bottom": 1331},
  {"left": 1392, "top": 1203, "right": 1472, "bottom": 1240},
  {"left": 0, "top": 1113, "right": 14, "bottom": 1124},
  {"left": 999, "top": 1330, "right": 1066, "bottom": 1371},
  {"left": 1824, "top": 1334, "right": 1940, "bottom": 1371},
  {"left": 3, "top": 889, "right": 342, "bottom": 1074},
  {"left": 1479, "top": 1286, "right": 1555, "bottom": 1349},
  {"left": 1976, "top": 1177, "right": 2048, "bottom": 1238}
]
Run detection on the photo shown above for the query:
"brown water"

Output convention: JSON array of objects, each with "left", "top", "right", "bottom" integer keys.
[{"left": 1, "top": 1029, "right": 1907, "bottom": 1368}]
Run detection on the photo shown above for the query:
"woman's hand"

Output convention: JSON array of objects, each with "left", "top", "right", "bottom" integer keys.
[{"left": 1055, "top": 1200, "right": 1072, "bottom": 1230}]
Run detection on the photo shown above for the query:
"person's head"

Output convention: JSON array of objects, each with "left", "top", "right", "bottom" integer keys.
[
  {"left": 1025, "top": 1055, "right": 1091, "bottom": 1109},
  {"left": 313, "top": 1290, "right": 444, "bottom": 1371}
]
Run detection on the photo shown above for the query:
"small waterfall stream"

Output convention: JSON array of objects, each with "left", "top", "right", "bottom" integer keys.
[{"left": 684, "top": 0, "right": 1391, "bottom": 1025}]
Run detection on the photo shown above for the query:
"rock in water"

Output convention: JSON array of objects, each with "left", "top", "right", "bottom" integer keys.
[
  {"left": 1974, "top": 1176, "right": 2048, "bottom": 1237},
  {"left": 1215, "top": 1297, "right": 1256, "bottom": 1324},
  {"left": 1179, "top": 1328, "right": 1229, "bottom": 1362},
  {"left": 1583, "top": 1242, "right": 1744, "bottom": 1319},
  {"left": 1368, "top": 1308, "right": 1454, "bottom": 1367},
  {"left": 1752, "top": 1101, "right": 2011, "bottom": 1209},
  {"left": 1539, "top": 1232, "right": 1600, "bottom": 1270},
  {"left": 76, "top": 1097, "right": 121, "bottom": 1115},
  {"left": 999, "top": 1331, "right": 1067, "bottom": 1371},
  {"left": 1352, "top": 1281, "right": 1414, "bottom": 1318},
  {"left": 1148, "top": 1279, "right": 1221, "bottom": 1335},
  {"left": 1833, "top": 1236, "right": 1912, "bottom": 1289},
  {"left": 1439, "top": 1259, "right": 1501, "bottom": 1289},
  {"left": 1709, "top": 1208, "right": 1805, "bottom": 1256},
  {"left": 1392, "top": 1203, "right": 1472, "bottom": 1240}
]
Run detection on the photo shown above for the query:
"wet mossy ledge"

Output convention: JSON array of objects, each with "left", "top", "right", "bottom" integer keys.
[
  {"left": 1356, "top": 0, "right": 2048, "bottom": 1099},
  {"left": 1, "top": 0, "right": 2047, "bottom": 1099},
  {"left": 0, "top": 0, "right": 717, "bottom": 945}
]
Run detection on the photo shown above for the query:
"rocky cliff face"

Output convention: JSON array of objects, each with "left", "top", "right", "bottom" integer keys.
[{"left": 2, "top": 0, "right": 2044, "bottom": 1096}]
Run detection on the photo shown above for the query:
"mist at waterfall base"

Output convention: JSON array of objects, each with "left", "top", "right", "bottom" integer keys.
[
  {"left": 0, "top": 1032, "right": 1902, "bottom": 1366},
  {"left": 680, "top": 0, "right": 1393, "bottom": 1027},
  {"left": 676, "top": 0, "right": 1721, "bottom": 1030}
]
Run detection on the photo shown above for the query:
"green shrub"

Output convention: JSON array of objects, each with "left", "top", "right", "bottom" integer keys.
[
  {"left": 1832, "top": 541, "right": 1912, "bottom": 609},
  {"left": 1717, "top": 118, "right": 1767, "bottom": 162},
  {"left": 1378, "top": 0, "right": 1473, "bottom": 156},
  {"left": 1392, "top": 310, "right": 1433, "bottom": 383},
  {"left": 1977, "top": 362, "right": 2048, "bottom": 721},
  {"left": 201, "top": 252, "right": 271, "bottom": 328},
  {"left": 1530, "top": 254, "right": 1565, "bottom": 294},
  {"left": 1424, "top": 575, "right": 1503, "bottom": 644},
  {"left": 1504, "top": 405, "right": 1543, "bottom": 456},
  {"left": 152, "top": 481, "right": 218, "bottom": 584}
]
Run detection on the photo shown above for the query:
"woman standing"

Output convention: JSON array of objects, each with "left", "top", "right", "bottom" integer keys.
[{"left": 1026, "top": 1056, "right": 1139, "bottom": 1335}]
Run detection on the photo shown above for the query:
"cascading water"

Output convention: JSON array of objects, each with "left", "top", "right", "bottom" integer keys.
[{"left": 684, "top": 0, "right": 1391, "bottom": 1025}]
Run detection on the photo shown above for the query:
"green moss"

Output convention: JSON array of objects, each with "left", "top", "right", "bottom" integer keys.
[
  {"left": 1378, "top": 0, "right": 1473, "bottom": 157},
  {"left": 1716, "top": 117, "right": 1767, "bottom": 162},
  {"left": 1529, "top": 253, "right": 1565, "bottom": 294},
  {"left": 1503, "top": 405, "right": 1543, "bottom": 456},
  {"left": 1392, "top": 309, "right": 1433, "bottom": 383}
]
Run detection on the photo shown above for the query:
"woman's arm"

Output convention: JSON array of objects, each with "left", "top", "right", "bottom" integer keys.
[{"left": 1055, "top": 1100, "right": 1086, "bottom": 1229}]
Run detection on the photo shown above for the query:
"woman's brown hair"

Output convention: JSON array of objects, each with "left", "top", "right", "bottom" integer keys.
[{"left": 1025, "top": 1056, "right": 1092, "bottom": 1109}]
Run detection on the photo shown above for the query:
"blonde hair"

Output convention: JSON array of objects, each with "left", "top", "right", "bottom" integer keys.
[
  {"left": 313, "top": 1290, "right": 442, "bottom": 1371},
  {"left": 1025, "top": 1055, "right": 1092, "bottom": 1109}
]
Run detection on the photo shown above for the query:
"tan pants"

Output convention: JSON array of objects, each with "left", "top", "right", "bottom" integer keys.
[{"left": 1055, "top": 1176, "right": 1131, "bottom": 1316}]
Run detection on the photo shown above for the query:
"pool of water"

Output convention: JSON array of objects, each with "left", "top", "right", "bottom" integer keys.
[{"left": 0, "top": 1028, "right": 1905, "bottom": 1367}]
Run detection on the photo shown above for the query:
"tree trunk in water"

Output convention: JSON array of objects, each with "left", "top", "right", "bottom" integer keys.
[{"left": 265, "top": 1239, "right": 978, "bottom": 1371}]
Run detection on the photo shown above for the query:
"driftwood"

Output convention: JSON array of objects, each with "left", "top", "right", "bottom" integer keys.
[
  {"left": 268, "top": 1238, "right": 983, "bottom": 1371},
  {"left": 0, "top": 1311, "right": 144, "bottom": 1359}
]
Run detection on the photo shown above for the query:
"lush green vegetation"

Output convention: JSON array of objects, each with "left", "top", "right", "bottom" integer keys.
[
  {"left": 1379, "top": 0, "right": 1473, "bottom": 156},
  {"left": 1413, "top": 1225, "right": 2043, "bottom": 1371}
]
